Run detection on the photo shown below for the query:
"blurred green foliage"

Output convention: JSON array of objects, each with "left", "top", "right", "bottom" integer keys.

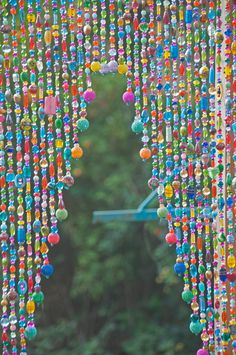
[{"left": 29, "top": 75, "right": 200, "bottom": 355}]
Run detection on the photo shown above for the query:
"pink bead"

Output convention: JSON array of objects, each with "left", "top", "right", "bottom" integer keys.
[
  {"left": 83, "top": 89, "right": 96, "bottom": 103},
  {"left": 44, "top": 96, "right": 56, "bottom": 115},
  {"left": 174, "top": 155, "right": 179, "bottom": 161},
  {"left": 197, "top": 349, "right": 209, "bottom": 355},
  {"left": 0, "top": 114, "right": 5, "bottom": 123},
  {"left": 122, "top": 91, "right": 135, "bottom": 104},
  {"left": 165, "top": 232, "right": 177, "bottom": 245}
]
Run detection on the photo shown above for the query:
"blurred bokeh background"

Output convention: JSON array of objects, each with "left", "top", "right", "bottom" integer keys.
[{"left": 29, "top": 75, "right": 200, "bottom": 355}]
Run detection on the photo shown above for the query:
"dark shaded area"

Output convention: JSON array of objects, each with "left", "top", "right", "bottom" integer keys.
[{"left": 29, "top": 75, "right": 200, "bottom": 355}]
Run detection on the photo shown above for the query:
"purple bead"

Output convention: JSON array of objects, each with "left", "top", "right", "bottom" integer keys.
[
  {"left": 197, "top": 349, "right": 209, "bottom": 355},
  {"left": 108, "top": 60, "right": 118, "bottom": 73},
  {"left": 83, "top": 89, "right": 96, "bottom": 103},
  {"left": 44, "top": 96, "right": 56, "bottom": 115},
  {"left": 100, "top": 64, "right": 110, "bottom": 74},
  {"left": 122, "top": 91, "right": 135, "bottom": 104}
]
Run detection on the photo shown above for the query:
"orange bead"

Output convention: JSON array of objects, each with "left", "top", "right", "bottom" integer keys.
[
  {"left": 71, "top": 145, "right": 84, "bottom": 159},
  {"left": 197, "top": 238, "right": 202, "bottom": 250},
  {"left": 221, "top": 311, "right": 227, "bottom": 323},
  {"left": 10, "top": 266, "right": 16, "bottom": 273},
  {"left": 139, "top": 148, "right": 151, "bottom": 160}
]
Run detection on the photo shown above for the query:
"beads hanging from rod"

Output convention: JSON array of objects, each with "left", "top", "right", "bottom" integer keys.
[{"left": 0, "top": 1, "right": 234, "bottom": 354}]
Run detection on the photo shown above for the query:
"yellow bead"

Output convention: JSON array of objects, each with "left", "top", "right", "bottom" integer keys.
[
  {"left": 91, "top": 61, "right": 101, "bottom": 72},
  {"left": 55, "top": 139, "right": 64, "bottom": 149},
  {"left": 27, "top": 14, "right": 35, "bottom": 22},
  {"left": 227, "top": 255, "right": 236, "bottom": 268},
  {"left": 26, "top": 300, "right": 35, "bottom": 314},
  {"left": 164, "top": 51, "right": 170, "bottom": 59},
  {"left": 225, "top": 65, "right": 232, "bottom": 76},
  {"left": 118, "top": 18, "right": 124, "bottom": 26},
  {"left": 231, "top": 42, "right": 236, "bottom": 54},
  {"left": 118, "top": 64, "right": 128, "bottom": 75},
  {"left": 157, "top": 133, "right": 164, "bottom": 143},
  {"left": 165, "top": 184, "right": 173, "bottom": 199},
  {"left": 68, "top": 8, "right": 76, "bottom": 17},
  {"left": 199, "top": 66, "right": 209, "bottom": 79}
]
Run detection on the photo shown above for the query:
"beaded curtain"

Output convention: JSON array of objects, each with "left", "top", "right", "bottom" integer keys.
[{"left": 0, "top": 0, "right": 235, "bottom": 354}]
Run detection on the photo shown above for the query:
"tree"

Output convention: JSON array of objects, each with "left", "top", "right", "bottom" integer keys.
[{"left": 29, "top": 74, "right": 200, "bottom": 355}]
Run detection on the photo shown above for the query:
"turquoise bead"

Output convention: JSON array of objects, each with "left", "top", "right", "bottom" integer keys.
[
  {"left": 24, "top": 326, "right": 37, "bottom": 340},
  {"left": 131, "top": 120, "right": 143, "bottom": 134},
  {"left": 189, "top": 321, "right": 202, "bottom": 335},
  {"left": 77, "top": 118, "right": 90, "bottom": 132}
]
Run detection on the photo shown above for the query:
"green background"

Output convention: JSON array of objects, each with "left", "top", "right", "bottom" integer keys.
[{"left": 29, "top": 75, "right": 200, "bottom": 355}]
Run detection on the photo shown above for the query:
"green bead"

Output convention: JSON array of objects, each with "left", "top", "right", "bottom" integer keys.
[
  {"left": 208, "top": 167, "right": 219, "bottom": 179},
  {"left": 20, "top": 72, "right": 29, "bottom": 82},
  {"left": 25, "top": 326, "right": 37, "bottom": 340},
  {"left": 77, "top": 118, "right": 90, "bottom": 132},
  {"left": 131, "top": 120, "right": 143, "bottom": 134},
  {"left": 189, "top": 321, "right": 202, "bottom": 335},
  {"left": 139, "top": 23, "right": 148, "bottom": 32},
  {"left": 13, "top": 57, "right": 19, "bottom": 66},
  {"left": 218, "top": 164, "right": 224, "bottom": 172},
  {"left": 214, "top": 311, "right": 220, "bottom": 320},
  {"left": 182, "top": 290, "right": 193, "bottom": 304},
  {"left": 218, "top": 233, "right": 226, "bottom": 242},
  {"left": 157, "top": 207, "right": 168, "bottom": 219},
  {"left": 41, "top": 226, "right": 49, "bottom": 237},
  {"left": 226, "top": 173, "right": 232, "bottom": 186},
  {"left": 33, "top": 291, "right": 44, "bottom": 304},
  {"left": 55, "top": 118, "right": 63, "bottom": 129},
  {"left": 221, "top": 332, "right": 230, "bottom": 342},
  {"left": 180, "top": 126, "right": 188, "bottom": 137},
  {"left": 187, "top": 143, "right": 194, "bottom": 154},
  {"left": 19, "top": 308, "right": 25, "bottom": 316},
  {"left": 182, "top": 242, "right": 190, "bottom": 254},
  {"left": 198, "top": 265, "right": 205, "bottom": 274},
  {"left": 56, "top": 208, "right": 68, "bottom": 222}
]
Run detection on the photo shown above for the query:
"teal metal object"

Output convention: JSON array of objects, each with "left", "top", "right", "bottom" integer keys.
[{"left": 92, "top": 190, "right": 164, "bottom": 223}]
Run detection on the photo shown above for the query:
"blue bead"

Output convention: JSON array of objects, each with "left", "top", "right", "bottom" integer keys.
[
  {"left": 0, "top": 211, "right": 7, "bottom": 222},
  {"left": 174, "top": 262, "right": 186, "bottom": 275},
  {"left": 227, "top": 197, "right": 233, "bottom": 207},
  {"left": 218, "top": 197, "right": 225, "bottom": 210},
  {"left": 190, "top": 264, "right": 197, "bottom": 277},
  {"left": 156, "top": 45, "right": 163, "bottom": 58},
  {"left": 6, "top": 173, "right": 15, "bottom": 183},
  {"left": 199, "top": 295, "right": 206, "bottom": 312},
  {"left": 208, "top": 10, "right": 215, "bottom": 20},
  {"left": 41, "top": 264, "right": 54, "bottom": 278},
  {"left": 185, "top": 9, "right": 193, "bottom": 24},
  {"left": 17, "top": 227, "right": 26, "bottom": 244},
  {"left": 201, "top": 96, "right": 208, "bottom": 110},
  {"left": 170, "top": 44, "right": 178, "bottom": 59},
  {"left": 219, "top": 268, "right": 227, "bottom": 282}
]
